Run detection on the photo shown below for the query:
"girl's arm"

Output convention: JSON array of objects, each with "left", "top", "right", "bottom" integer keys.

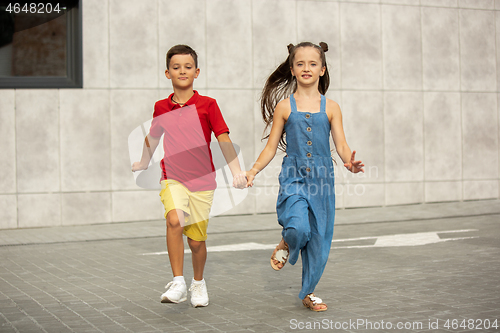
[
  {"left": 328, "top": 100, "right": 364, "bottom": 173},
  {"left": 246, "top": 101, "right": 288, "bottom": 186},
  {"left": 131, "top": 134, "right": 161, "bottom": 171},
  {"left": 216, "top": 133, "right": 247, "bottom": 189}
]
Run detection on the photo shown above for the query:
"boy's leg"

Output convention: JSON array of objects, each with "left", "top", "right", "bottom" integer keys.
[
  {"left": 159, "top": 180, "right": 191, "bottom": 303},
  {"left": 182, "top": 190, "right": 212, "bottom": 308},
  {"left": 186, "top": 234, "right": 209, "bottom": 307},
  {"left": 161, "top": 208, "right": 189, "bottom": 304},
  {"left": 183, "top": 189, "right": 213, "bottom": 280},
  {"left": 187, "top": 237, "right": 206, "bottom": 281},
  {"left": 166, "top": 209, "right": 186, "bottom": 277}
]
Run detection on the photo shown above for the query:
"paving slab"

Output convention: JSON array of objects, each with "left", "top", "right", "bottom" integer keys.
[{"left": 0, "top": 200, "right": 499, "bottom": 332}]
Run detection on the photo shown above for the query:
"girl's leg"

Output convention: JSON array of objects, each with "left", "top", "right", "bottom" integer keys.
[
  {"left": 166, "top": 209, "right": 186, "bottom": 277},
  {"left": 300, "top": 238, "right": 329, "bottom": 310},
  {"left": 279, "top": 196, "right": 311, "bottom": 266},
  {"left": 298, "top": 213, "right": 334, "bottom": 304},
  {"left": 187, "top": 237, "right": 206, "bottom": 281},
  {"left": 299, "top": 231, "right": 330, "bottom": 301}
]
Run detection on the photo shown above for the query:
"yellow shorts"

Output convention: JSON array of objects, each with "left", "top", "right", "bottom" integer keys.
[{"left": 159, "top": 179, "right": 214, "bottom": 242}]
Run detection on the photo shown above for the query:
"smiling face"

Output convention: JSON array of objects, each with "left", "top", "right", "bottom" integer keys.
[
  {"left": 290, "top": 46, "right": 326, "bottom": 86},
  {"left": 165, "top": 54, "right": 200, "bottom": 89}
]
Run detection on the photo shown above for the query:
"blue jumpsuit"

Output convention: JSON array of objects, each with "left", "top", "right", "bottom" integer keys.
[{"left": 276, "top": 94, "right": 335, "bottom": 300}]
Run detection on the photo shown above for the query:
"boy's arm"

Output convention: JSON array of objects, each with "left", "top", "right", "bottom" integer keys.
[
  {"left": 216, "top": 133, "right": 247, "bottom": 188},
  {"left": 132, "top": 134, "right": 161, "bottom": 172}
]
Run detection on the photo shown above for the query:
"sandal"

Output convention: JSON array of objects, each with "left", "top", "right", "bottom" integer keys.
[
  {"left": 302, "top": 293, "right": 328, "bottom": 312},
  {"left": 270, "top": 239, "right": 289, "bottom": 270}
]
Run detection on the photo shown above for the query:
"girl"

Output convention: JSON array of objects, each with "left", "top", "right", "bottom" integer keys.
[{"left": 245, "top": 42, "right": 364, "bottom": 311}]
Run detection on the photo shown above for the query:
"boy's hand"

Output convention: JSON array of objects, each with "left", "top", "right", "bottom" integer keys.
[
  {"left": 131, "top": 161, "right": 148, "bottom": 172},
  {"left": 344, "top": 151, "right": 364, "bottom": 174},
  {"left": 232, "top": 172, "right": 247, "bottom": 189}
]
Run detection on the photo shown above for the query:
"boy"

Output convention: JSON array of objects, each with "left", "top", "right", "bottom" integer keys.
[{"left": 132, "top": 44, "right": 246, "bottom": 307}]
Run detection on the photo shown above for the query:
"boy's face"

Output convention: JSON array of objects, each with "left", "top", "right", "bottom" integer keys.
[{"left": 165, "top": 54, "right": 200, "bottom": 89}]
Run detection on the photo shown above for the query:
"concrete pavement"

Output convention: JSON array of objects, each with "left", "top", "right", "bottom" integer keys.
[{"left": 0, "top": 200, "right": 499, "bottom": 332}]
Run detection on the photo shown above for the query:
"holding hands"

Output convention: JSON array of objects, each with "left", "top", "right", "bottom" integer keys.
[{"left": 191, "top": 151, "right": 362, "bottom": 189}]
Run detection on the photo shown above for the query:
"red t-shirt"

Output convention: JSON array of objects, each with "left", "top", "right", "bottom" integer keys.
[{"left": 149, "top": 91, "right": 229, "bottom": 191}]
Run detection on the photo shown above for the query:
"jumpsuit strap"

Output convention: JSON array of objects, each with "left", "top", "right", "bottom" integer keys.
[
  {"left": 291, "top": 93, "right": 325, "bottom": 113},
  {"left": 290, "top": 94, "right": 298, "bottom": 113},
  {"left": 320, "top": 94, "right": 326, "bottom": 113}
]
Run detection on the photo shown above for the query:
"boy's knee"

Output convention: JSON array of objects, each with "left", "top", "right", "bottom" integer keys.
[
  {"left": 166, "top": 210, "right": 183, "bottom": 229},
  {"left": 188, "top": 238, "right": 205, "bottom": 252}
]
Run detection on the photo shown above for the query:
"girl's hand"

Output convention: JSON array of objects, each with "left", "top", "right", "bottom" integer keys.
[
  {"left": 232, "top": 172, "right": 248, "bottom": 189},
  {"left": 131, "top": 161, "right": 148, "bottom": 172},
  {"left": 344, "top": 151, "right": 364, "bottom": 173},
  {"left": 245, "top": 170, "right": 256, "bottom": 187}
]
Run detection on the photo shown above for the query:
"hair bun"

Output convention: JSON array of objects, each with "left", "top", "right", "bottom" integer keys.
[
  {"left": 287, "top": 43, "right": 294, "bottom": 54},
  {"left": 319, "top": 42, "right": 328, "bottom": 53}
]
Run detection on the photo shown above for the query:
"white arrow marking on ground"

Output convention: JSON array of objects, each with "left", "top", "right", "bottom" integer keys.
[
  {"left": 142, "top": 242, "right": 276, "bottom": 255},
  {"left": 332, "top": 229, "right": 478, "bottom": 249},
  {"left": 141, "top": 229, "right": 478, "bottom": 255}
]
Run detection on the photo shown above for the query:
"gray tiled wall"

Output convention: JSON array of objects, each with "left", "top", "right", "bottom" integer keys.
[{"left": 1, "top": 0, "right": 499, "bottom": 229}]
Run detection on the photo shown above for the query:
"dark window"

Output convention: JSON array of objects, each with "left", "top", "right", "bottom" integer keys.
[{"left": 0, "top": 0, "right": 81, "bottom": 88}]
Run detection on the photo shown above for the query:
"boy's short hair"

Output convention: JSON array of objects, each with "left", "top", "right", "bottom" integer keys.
[{"left": 166, "top": 45, "right": 198, "bottom": 69}]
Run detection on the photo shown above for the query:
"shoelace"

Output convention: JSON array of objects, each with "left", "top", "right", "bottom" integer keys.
[
  {"left": 189, "top": 283, "right": 204, "bottom": 296},
  {"left": 165, "top": 281, "right": 184, "bottom": 291}
]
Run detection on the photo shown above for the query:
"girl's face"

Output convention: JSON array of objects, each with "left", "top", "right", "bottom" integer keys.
[
  {"left": 165, "top": 54, "right": 200, "bottom": 88},
  {"left": 290, "top": 47, "right": 325, "bottom": 86}
]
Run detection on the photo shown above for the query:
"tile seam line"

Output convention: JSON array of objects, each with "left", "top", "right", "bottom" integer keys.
[
  {"left": 375, "top": 1, "right": 497, "bottom": 11},
  {"left": 420, "top": 4, "right": 425, "bottom": 203},
  {"left": 74, "top": 87, "right": 500, "bottom": 93},
  {"left": 14, "top": 90, "right": 18, "bottom": 228}
]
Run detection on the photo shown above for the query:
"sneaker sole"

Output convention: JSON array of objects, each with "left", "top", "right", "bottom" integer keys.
[
  {"left": 161, "top": 296, "right": 187, "bottom": 304},
  {"left": 191, "top": 301, "right": 209, "bottom": 308}
]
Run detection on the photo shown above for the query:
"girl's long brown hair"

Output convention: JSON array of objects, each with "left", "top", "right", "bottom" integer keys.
[{"left": 260, "top": 42, "right": 330, "bottom": 152}]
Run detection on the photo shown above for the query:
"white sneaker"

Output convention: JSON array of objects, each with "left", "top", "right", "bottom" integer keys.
[
  {"left": 189, "top": 279, "right": 209, "bottom": 307},
  {"left": 160, "top": 281, "right": 187, "bottom": 303}
]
